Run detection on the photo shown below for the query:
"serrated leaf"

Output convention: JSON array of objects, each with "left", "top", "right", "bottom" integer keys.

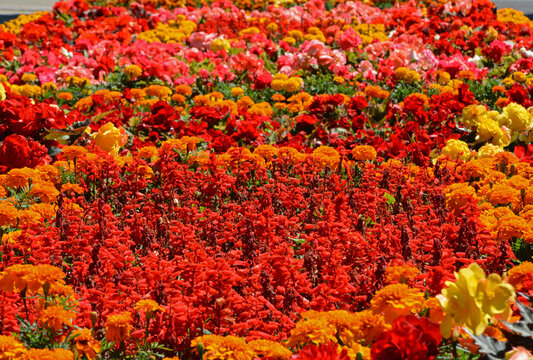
[{"left": 466, "top": 331, "right": 509, "bottom": 360}]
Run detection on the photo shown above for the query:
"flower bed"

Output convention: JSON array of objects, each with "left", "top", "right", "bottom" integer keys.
[{"left": 0, "top": 0, "right": 532, "bottom": 359}]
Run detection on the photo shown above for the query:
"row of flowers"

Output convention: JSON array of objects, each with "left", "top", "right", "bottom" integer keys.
[{"left": 0, "top": 0, "right": 533, "bottom": 358}]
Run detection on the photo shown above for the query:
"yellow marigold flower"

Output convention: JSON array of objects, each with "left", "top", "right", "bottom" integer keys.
[
  {"left": 507, "top": 262, "right": 533, "bottom": 292},
  {"left": 92, "top": 122, "right": 128, "bottom": 155},
  {"left": 254, "top": 145, "right": 278, "bottom": 161},
  {"left": 512, "top": 71, "right": 527, "bottom": 83},
  {"left": 30, "top": 181, "right": 59, "bottom": 203},
  {"left": 352, "top": 145, "right": 377, "bottom": 161},
  {"left": 443, "top": 183, "right": 478, "bottom": 215},
  {"left": 303, "top": 310, "right": 358, "bottom": 346},
  {"left": 248, "top": 339, "right": 292, "bottom": 360},
  {"left": 39, "top": 305, "right": 76, "bottom": 331},
  {"left": 125, "top": 64, "right": 142, "bottom": 79},
  {"left": 437, "top": 263, "right": 515, "bottom": 338},
  {"left": 210, "top": 38, "right": 231, "bottom": 52},
  {"left": 0, "top": 201, "right": 20, "bottom": 227},
  {"left": 287, "top": 318, "right": 337, "bottom": 348},
  {"left": 105, "top": 311, "right": 133, "bottom": 344},
  {"left": 163, "top": 357, "right": 181, "bottom": 360},
  {"left": 271, "top": 78, "right": 286, "bottom": 91},
  {"left": 26, "top": 348, "right": 74, "bottom": 360},
  {"left": 1, "top": 230, "right": 22, "bottom": 245},
  {"left": 21, "top": 73, "right": 37, "bottom": 83},
  {"left": 0, "top": 263, "right": 65, "bottom": 294},
  {"left": 436, "top": 70, "right": 451, "bottom": 84},
  {"left": 231, "top": 87, "right": 244, "bottom": 97},
  {"left": 191, "top": 335, "right": 254, "bottom": 360},
  {"left": 71, "top": 328, "right": 101, "bottom": 360},
  {"left": 284, "top": 77, "right": 303, "bottom": 92},
  {"left": 442, "top": 139, "right": 471, "bottom": 161},
  {"left": 135, "top": 299, "right": 164, "bottom": 318},
  {"left": 311, "top": 146, "right": 340, "bottom": 169},
  {"left": 0, "top": 83, "right": 6, "bottom": 101},
  {"left": 370, "top": 283, "right": 425, "bottom": 323},
  {"left": 501, "top": 103, "right": 532, "bottom": 132},
  {"left": 0, "top": 335, "right": 27, "bottom": 359},
  {"left": 333, "top": 76, "right": 345, "bottom": 84},
  {"left": 5, "top": 167, "right": 41, "bottom": 188},
  {"left": 384, "top": 264, "right": 420, "bottom": 284}
]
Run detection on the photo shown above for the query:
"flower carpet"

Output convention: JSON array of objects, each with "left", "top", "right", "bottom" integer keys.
[{"left": 0, "top": 0, "right": 533, "bottom": 358}]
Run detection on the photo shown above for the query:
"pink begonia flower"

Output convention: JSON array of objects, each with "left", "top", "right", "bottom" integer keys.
[
  {"left": 339, "top": 28, "right": 362, "bottom": 51},
  {"left": 35, "top": 66, "right": 57, "bottom": 84},
  {"left": 189, "top": 32, "right": 218, "bottom": 51},
  {"left": 506, "top": 347, "right": 533, "bottom": 360},
  {"left": 359, "top": 60, "right": 377, "bottom": 80}
]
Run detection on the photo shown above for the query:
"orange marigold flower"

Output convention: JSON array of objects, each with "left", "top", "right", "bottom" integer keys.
[
  {"left": 311, "top": 146, "right": 340, "bottom": 169},
  {"left": 72, "top": 328, "right": 101, "bottom": 360},
  {"left": 57, "top": 92, "right": 74, "bottom": 101},
  {"left": 191, "top": 335, "right": 254, "bottom": 360},
  {"left": 248, "top": 339, "right": 292, "bottom": 360},
  {"left": 26, "top": 348, "right": 74, "bottom": 360},
  {"left": 61, "top": 183, "right": 84, "bottom": 194},
  {"left": 384, "top": 264, "right": 420, "bottom": 284},
  {"left": 0, "top": 335, "right": 27, "bottom": 359},
  {"left": 488, "top": 184, "right": 521, "bottom": 211},
  {"left": 138, "top": 146, "right": 159, "bottom": 160},
  {"left": 443, "top": 183, "right": 478, "bottom": 215},
  {"left": 39, "top": 305, "right": 76, "bottom": 331},
  {"left": 30, "top": 182, "right": 60, "bottom": 203},
  {"left": 497, "top": 215, "right": 527, "bottom": 240},
  {"left": 352, "top": 145, "right": 377, "bottom": 161},
  {"left": 370, "top": 283, "right": 425, "bottom": 323},
  {"left": 287, "top": 318, "right": 337, "bottom": 348},
  {"left": 5, "top": 167, "right": 41, "bottom": 188},
  {"left": 175, "top": 84, "right": 192, "bottom": 96},
  {"left": 254, "top": 145, "right": 279, "bottom": 161},
  {"left": 105, "top": 311, "right": 133, "bottom": 344},
  {"left": 424, "top": 297, "right": 446, "bottom": 324},
  {"left": 30, "top": 203, "right": 56, "bottom": 221},
  {"left": 0, "top": 201, "right": 21, "bottom": 227},
  {"left": 507, "top": 262, "right": 533, "bottom": 291},
  {"left": 0, "top": 263, "right": 65, "bottom": 294},
  {"left": 61, "top": 145, "right": 88, "bottom": 161},
  {"left": 350, "top": 310, "right": 389, "bottom": 344}
]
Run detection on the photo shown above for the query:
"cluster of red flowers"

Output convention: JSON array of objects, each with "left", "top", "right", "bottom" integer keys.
[{"left": 0, "top": 0, "right": 532, "bottom": 358}]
